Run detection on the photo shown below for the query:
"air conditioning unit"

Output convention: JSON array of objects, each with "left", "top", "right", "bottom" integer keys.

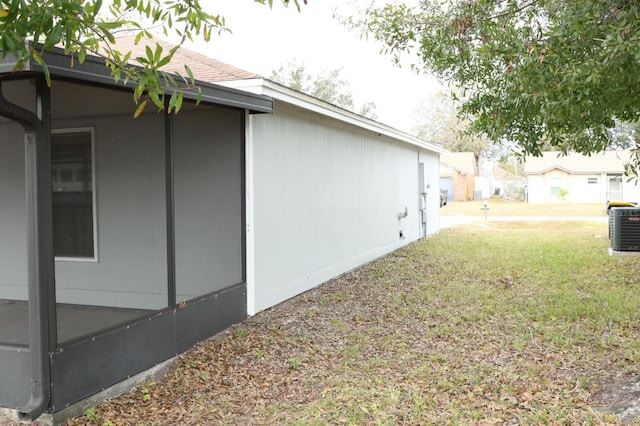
[{"left": 609, "top": 207, "right": 640, "bottom": 252}]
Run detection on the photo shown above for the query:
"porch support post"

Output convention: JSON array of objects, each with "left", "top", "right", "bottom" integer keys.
[
  {"left": 36, "top": 76, "right": 57, "bottom": 350},
  {"left": 164, "top": 101, "right": 176, "bottom": 308},
  {"left": 0, "top": 77, "right": 55, "bottom": 421}
]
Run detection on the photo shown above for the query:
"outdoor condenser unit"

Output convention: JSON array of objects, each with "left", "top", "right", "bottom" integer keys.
[{"left": 609, "top": 207, "right": 640, "bottom": 252}]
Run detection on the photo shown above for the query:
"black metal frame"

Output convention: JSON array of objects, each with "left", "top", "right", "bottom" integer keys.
[
  {"left": 0, "top": 44, "right": 273, "bottom": 114},
  {"left": 0, "top": 42, "right": 266, "bottom": 417},
  {"left": 164, "top": 100, "right": 177, "bottom": 309},
  {"left": 49, "top": 284, "right": 247, "bottom": 411}
]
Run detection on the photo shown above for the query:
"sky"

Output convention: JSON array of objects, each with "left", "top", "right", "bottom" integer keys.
[{"left": 177, "top": 0, "right": 444, "bottom": 134}]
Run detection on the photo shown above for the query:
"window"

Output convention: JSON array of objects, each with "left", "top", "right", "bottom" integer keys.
[
  {"left": 587, "top": 177, "right": 598, "bottom": 184},
  {"left": 52, "top": 129, "right": 97, "bottom": 260}
]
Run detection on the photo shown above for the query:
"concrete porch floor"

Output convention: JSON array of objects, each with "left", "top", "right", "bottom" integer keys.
[{"left": 0, "top": 299, "right": 154, "bottom": 346}]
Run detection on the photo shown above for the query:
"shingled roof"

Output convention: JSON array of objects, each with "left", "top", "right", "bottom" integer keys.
[
  {"left": 110, "top": 36, "right": 260, "bottom": 82},
  {"left": 523, "top": 151, "right": 631, "bottom": 175},
  {"left": 440, "top": 152, "right": 478, "bottom": 175}
]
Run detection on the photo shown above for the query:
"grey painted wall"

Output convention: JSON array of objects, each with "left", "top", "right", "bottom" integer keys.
[
  {"left": 0, "top": 80, "right": 37, "bottom": 298},
  {"left": 0, "top": 120, "right": 29, "bottom": 299},
  {"left": 53, "top": 112, "right": 169, "bottom": 309},
  {"left": 0, "top": 80, "right": 245, "bottom": 309},
  {"left": 173, "top": 107, "right": 244, "bottom": 302},
  {"left": 249, "top": 102, "right": 439, "bottom": 314}
]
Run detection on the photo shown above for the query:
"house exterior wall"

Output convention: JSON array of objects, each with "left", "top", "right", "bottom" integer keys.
[
  {"left": 173, "top": 107, "right": 245, "bottom": 302},
  {"left": 419, "top": 150, "right": 442, "bottom": 234},
  {"left": 0, "top": 119, "right": 29, "bottom": 300},
  {"left": 248, "top": 102, "right": 440, "bottom": 314},
  {"left": 621, "top": 179, "right": 640, "bottom": 202},
  {"left": 527, "top": 170, "right": 640, "bottom": 203},
  {"left": 0, "top": 80, "right": 35, "bottom": 300},
  {"left": 526, "top": 174, "right": 543, "bottom": 203},
  {"left": 53, "top": 112, "right": 169, "bottom": 309},
  {"left": 566, "top": 174, "right": 604, "bottom": 203}
]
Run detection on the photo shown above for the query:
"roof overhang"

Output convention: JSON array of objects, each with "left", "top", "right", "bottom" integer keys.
[
  {"left": 524, "top": 166, "right": 622, "bottom": 175},
  {"left": 440, "top": 162, "right": 474, "bottom": 175},
  {"left": 524, "top": 166, "right": 572, "bottom": 175},
  {"left": 218, "top": 78, "right": 449, "bottom": 156},
  {"left": 0, "top": 43, "right": 273, "bottom": 114}
]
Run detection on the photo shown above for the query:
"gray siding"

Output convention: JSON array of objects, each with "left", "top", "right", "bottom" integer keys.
[
  {"left": 249, "top": 102, "right": 440, "bottom": 314},
  {"left": 53, "top": 112, "right": 168, "bottom": 309},
  {"left": 173, "top": 108, "right": 244, "bottom": 301},
  {"left": 0, "top": 120, "right": 29, "bottom": 299}
]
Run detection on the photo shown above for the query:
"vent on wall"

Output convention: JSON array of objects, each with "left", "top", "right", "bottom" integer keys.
[{"left": 610, "top": 208, "right": 640, "bottom": 252}]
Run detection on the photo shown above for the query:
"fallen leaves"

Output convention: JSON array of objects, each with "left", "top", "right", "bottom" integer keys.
[{"left": 62, "top": 222, "right": 640, "bottom": 425}]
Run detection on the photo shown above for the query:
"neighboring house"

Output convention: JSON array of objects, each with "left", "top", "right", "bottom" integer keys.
[
  {"left": 0, "top": 39, "right": 446, "bottom": 422},
  {"left": 523, "top": 151, "right": 640, "bottom": 203},
  {"left": 439, "top": 152, "right": 478, "bottom": 202}
]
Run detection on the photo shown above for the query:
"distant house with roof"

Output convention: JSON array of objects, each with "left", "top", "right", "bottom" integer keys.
[
  {"left": 440, "top": 152, "right": 478, "bottom": 201},
  {"left": 523, "top": 151, "right": 640, "bottom": 203}
]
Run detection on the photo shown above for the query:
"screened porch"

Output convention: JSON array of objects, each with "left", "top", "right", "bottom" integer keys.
[{"left": 0, "top": 47, "right": 271, "bottom": 420}]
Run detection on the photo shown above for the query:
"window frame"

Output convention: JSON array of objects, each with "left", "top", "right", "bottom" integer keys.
[{"left": 52, "top": 127, "right": 99, "bottom": 263}]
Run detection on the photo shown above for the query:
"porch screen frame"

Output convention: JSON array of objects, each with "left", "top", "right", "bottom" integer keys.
[{"left": 51, "top": 127, "right": 98, "bottom": 262}]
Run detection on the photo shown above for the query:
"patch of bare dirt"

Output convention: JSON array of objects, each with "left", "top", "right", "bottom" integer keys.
[{"left": 591, "top": 376, "right": 640, "bottom": 424}]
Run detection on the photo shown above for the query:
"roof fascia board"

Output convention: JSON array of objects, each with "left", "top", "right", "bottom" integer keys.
[
  {"left": 1, "top": 43, "right": 273, "bottom": 114},
  {"left": 264, "top": 80, "right": 449, "bottom": 155},
  {"left": 524, "top": 165, "right": 571, "bottom": 175},
  {"left": 221, "top": 78, "right": 449, "bottom": 155},
  {"left": 440, "top": 162, "right": 474, "bottom": 175},
  {"left": 525, "top": 166, "right": 623, "bottom": 175}
]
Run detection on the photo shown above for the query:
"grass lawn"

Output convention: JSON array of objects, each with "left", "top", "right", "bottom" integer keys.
[
  {"left": 66, "top": 220, "right": 640, "bottom": 425},
  {"left": 442, "top": 197, "right": 608, "bottom": 217}
]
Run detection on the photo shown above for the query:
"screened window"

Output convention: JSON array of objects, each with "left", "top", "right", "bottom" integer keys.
[{"left": 52, "top": 129, "right": 97, "bottom": 260}]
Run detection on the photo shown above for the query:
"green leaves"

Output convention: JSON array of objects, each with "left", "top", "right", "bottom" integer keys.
[
  {"left": 1, "top": 0, "right": 302, "bottom": 116},
  {"left": 352, "top": 0, "right": 640, "bottom": 165},
  {"left": 254, "top": 0, "right": 306, "bottom": 12}
]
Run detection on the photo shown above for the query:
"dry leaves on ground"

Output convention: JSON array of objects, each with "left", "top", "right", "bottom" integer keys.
[{"left": 63, "top": 222, "right": 640, "bottom": 425}]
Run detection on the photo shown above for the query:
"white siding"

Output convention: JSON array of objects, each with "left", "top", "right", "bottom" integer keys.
[
  {"left": 620, "top": 178, "right": 640, "bottom": 202},
  {"left": 526, "top": 175, "right": 545, "bottom": 203},
  {"left": 249, "top": 102, "right": 439, "bottom": 314},
  {"left": 528, "top": 171, "right": 640, "bottom": 204},
  {"left": 419, "top": 151, "right": 442, "bottom": 235},
  {"left": 566, "top": 174, "right": 602, "bottom": 203}
]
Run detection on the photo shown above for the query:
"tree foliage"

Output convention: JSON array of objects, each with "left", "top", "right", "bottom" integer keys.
[
  {"left": 270, "top": 60, "right": 378, "bottom": 119},
  {"left": 348, "top": 0, "right": 640, "bottom": 164},
  {"left": 412, "top": 89, "right": 490, "bottom": 162},
  {"left": 0, "top": 0, "right": 305, "bottom": 114}
]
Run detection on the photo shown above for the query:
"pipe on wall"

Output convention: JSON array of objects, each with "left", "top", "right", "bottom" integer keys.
[{"left": 0, "top": 79, "right": 54, "bottom": 423}]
